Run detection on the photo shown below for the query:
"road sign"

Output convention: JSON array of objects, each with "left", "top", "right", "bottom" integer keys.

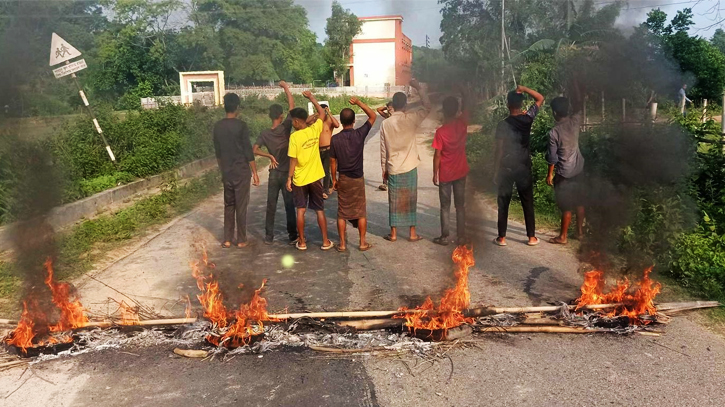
[
  {"left": 49, "top": 33, "right": 81, "bottom": 66},
  {"left": 52, "top": 59, "right": 87, "bottom": 78}
]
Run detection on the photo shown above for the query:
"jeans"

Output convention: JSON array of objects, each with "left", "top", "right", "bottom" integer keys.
[
  {"left": 439, "top": 176, "right": 466, "bottom": 239},
  {"left": 223, "top": 176, "right": 251, "bottom": 243},
  {"left": 497, "top": 168, "right": 536, "bottom": 238},
  {"left": 265, "top": 170, "right": 297, "bottom": 242},
  {"left": 320, "top": 148, "right": 332, "bottom": 192}
]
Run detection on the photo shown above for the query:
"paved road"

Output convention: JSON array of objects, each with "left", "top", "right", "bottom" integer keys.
[{"left": 1, "top": 115, "right": 724, "bottom": 407}]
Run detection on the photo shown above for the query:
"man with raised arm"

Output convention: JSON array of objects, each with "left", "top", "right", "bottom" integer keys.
[
  {"left": 253, "top": 80, "right": 298, "bottom": 245},
  {"left": 330, "top": 97, "right": 376, "bottom": 252},
  {"left": 285, "top": 91, "right": 334, "bottom": 251},
  {"left": 379, "top": 79, "right": 431, "bottom": 242},
  {"left": 546, "top": 81, "right": 586, "bottom": 245},
  {"left": 319, "top": 103, "right": 340, "bottom": 199},
  {"left": 493, "top": 85, "right": 545, "bottom": 247}
]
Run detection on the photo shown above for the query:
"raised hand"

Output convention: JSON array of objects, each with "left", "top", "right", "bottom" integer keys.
[
  {"left": 279, "top": 80, "right": 288, "bottom": 88},
  {"left": 302, "top": 90, "right": 312, "bottom": 99},
  {"left": 349, "top": 97, "right": 360, "bottom": 105}
]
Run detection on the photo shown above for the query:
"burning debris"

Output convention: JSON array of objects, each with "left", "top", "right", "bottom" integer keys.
[{"left": 0, "top": 245, "right": 720, "bottom": 363}]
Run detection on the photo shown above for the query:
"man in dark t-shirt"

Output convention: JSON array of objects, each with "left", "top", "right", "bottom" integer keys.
[
  {"left": 213, "top": 93, "right": 259, "bottom": 249},
  {"left": 330, "top": 97, "right": 376, "bottom": 252},
  {"left": 253, "top": 81, "right": 298, "bottom": 245},
  {"left": 493, "top": 85, "right": 544, "bottom": 247}
]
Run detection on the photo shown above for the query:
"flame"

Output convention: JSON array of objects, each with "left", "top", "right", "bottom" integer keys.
[
  {"left": 397, "top": 246, "right": 475, "bottom": 334},
  {"left": 184, "top": 294, "right": 192, "bottom": 319},
  {"left": 576, "top": 266, "right": 662, "bottom": 323},
  {"left": 5, "top": 258, "right": 88, "bottom": 352},
  {"left": 119, "top": 301, "right": 140, "bottom": 325},
  {"left": 190, "top": 248, "right": 274, "bottom": 347}
]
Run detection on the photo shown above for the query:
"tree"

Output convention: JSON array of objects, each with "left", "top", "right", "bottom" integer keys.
[
  {"left": 711, "top": 28, "right": 725, "bottom": 55},
  {"left": 323, "top": 1, "right": 362, "bottom": 85}
]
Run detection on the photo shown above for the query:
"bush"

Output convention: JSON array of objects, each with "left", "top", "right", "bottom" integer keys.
[{"left": 665, "top": 223, "right": 725, "bottom": 299}]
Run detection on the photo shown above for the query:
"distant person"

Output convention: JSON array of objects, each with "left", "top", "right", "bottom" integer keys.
[
  {"left": 546, "top": 91, "right": 586, "bottom": 245},
  {"left": 330, "top": 97, "right": 376, "bottom": 252},
  {"left": 286, "top": 91, "right": 334, "bottom": 251},
  {"left": 375, "top": 101, "right": 394, "bottom": 191},
  {"left": 678, "top": 83, "right": 692, "bottom": 117},
  {"left": 213, "top": 93, "right": 260, "bottom": 249},
  {"left": 432, "top": 87, "right": 471, "bottom": 246},
  {"left": 380, "top": 79, "right": 431, "bottom": 242},
  {"left": 318, "top": 103, "right": 340, "bottom": 199},
  {"left": 493, "top": 85, "right": 544, "bottom": 247},
  {"left": 253, "top": 81, "right": 298, "bottom": 246}
]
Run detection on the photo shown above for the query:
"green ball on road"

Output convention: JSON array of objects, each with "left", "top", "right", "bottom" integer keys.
[{"left": 281, "top": 254, "right": 295, "bottom": 269}]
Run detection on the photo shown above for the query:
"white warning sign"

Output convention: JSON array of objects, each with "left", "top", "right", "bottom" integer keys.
[
  {"left": 49, "top": 33, "right": 82, "bottom": 66},
  {"left": 52, "top": 59, "right": 87, "bottom": 78}
]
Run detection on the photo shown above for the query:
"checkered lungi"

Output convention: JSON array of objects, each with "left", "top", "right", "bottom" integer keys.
[{"left": 388, "top": 168, "right": 418, "bottom": 227}]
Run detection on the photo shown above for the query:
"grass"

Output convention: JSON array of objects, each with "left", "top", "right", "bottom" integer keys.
[{"left": 0, "top": 170, "right": 221, "bottom": 304}]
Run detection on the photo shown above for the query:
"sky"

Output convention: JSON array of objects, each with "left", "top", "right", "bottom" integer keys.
[{"left": 295, "top": 0, "right": 725, "bottom": 48}]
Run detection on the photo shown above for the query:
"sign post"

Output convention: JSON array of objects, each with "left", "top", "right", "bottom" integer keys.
[{"left": 50, "top": 33, "right": 115, "bottom": 162}]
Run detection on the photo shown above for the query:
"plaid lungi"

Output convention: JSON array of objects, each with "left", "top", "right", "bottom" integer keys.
[
  {"left": 388, "top": 168, "right": 418, "bottom": 227},
  {"left": 337, "top": 174, "right": 366, "bottom": 220}
]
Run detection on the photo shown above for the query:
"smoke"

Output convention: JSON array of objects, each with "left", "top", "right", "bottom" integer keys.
[{"left": 615, "top": 0, "right": 666, "bottom": 34}]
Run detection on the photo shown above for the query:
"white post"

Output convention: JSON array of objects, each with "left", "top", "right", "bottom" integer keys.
[
  {"left": 702, "top": 99, "right": 708, "bottom": 124},
  {"left": 650, "top": 102, "right": 658, "bottom": 123}
]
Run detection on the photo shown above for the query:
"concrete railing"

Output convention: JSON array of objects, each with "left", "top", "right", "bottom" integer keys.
[{"left": 0, "top": 156, "right": 218, "bottom": 252}]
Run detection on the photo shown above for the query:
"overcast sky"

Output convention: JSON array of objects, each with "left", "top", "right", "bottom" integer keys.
[{"left": 295, "top": 0, "right": 725, "bottom": 48}]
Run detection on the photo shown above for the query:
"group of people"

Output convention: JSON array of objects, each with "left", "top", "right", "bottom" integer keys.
[{"left": 212, "top": 79, "right": 586, "bottom": 252}]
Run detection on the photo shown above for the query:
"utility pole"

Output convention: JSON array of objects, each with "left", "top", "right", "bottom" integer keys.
[
  {"left": 425, "top": 35, "right": 430, "bottom": 48},
  {"left": 501, "top": 0, "right": 505, "bottom": 93}
]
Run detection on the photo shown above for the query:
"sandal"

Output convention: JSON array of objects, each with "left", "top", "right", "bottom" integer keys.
[
  {"left": 383, "top": 234, "right": 397, "bottom": 242},
  {"left": 359, "top": 243, "right": 373, "bottom": 252},
  {"left": 408, "top": 235, "right": 424, "bottom": 242},
  {"left": 296, "top": 240, "right": 308, "bottom": 251},
  {"left": 320, "top": 240, "right": 335, "bottom": 251},
  {"left": 336, "top": 245, "right": 347, "bottom": 253},
  {"left": 221, "top": 242, "right": 232, "bottom": 249},
  {"left": 493, "top": 237, "right": 507, "bottom": 247},
  {"left": 548, "top": 236, "right": 567, "bottom": 245},
  {"left": 527, "top": 237, "right": 540, "bottom": 246}
]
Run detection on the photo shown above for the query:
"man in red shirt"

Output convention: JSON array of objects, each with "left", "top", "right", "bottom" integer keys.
[{"left": 432, "top": 88, "right": 471, "bottom": 246}]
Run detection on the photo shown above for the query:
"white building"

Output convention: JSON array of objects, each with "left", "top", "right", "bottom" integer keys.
[{"left": 349, "top": 15, "right": 412, "bottom": 87}]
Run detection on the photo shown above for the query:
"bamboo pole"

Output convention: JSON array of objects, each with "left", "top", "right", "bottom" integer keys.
[{"left": 475, "top": 326, "right": 598, "bottom": 334}]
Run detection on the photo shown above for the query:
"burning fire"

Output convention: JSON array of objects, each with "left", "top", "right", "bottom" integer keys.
[
  {"left": 5, "top": 258, "right": 89, "bottom": 352},
  {"left": 119, "top": 301, "right": 140, "bottom": 325},
  {"left": 397, "top": 245, "right": 475, "bottom": 333},
  {"left": 575, "top": 267, "right": 662, "bottom": 323},
  {"left": 190, "top": 248, "right": 274, "bottom": 347}
]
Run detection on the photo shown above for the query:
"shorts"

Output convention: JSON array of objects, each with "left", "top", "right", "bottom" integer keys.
[
  {"left": 292, "top": 179, "right": 324, "bottom": 211},
  {"left": 554, "top": 173, "right": 584, "bottom": 211}
]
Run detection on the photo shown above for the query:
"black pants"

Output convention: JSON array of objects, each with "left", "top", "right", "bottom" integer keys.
[
  {"left": 265, "top": 170, "right": 297, "bottom": 242},
  {"left": 223, "top": 177, "right": 251, "bottom": 243},
  {"left": 497, "top": 169, "right": 536, "bottom": 238},
  {"left": 439, "top": 176, "right": 466, "bottom": 239},
  {"left": 320, "top": 147, "right": 332, "bottom": 192}
]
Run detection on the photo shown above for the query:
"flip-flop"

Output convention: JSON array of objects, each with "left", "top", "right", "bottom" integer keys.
[
  {"left": 527, "top": 237, "right": 540, "bottom": 246},
  {"left": 359, "top": 243, "right": 373, "bottom": 252},
  {"left": 336, "top": 245, "right": 347, "bottom": 253},
  {"left": 408, "top": 236, "right": 424, "bottom": 242},
  {"left": 493, "top": 238, "right": 507, "bottom": 247},
  {"left": 320, "top": 240, "right": 335, "bottom": 251},
  {"left": 383, "top": 234, "right": 397, "bottom": 242},
  {"left": 221, "top": 242, "right": 232, "bottom": 249},
  {"left": 548, "top": 237, "right": 568, "bottom": 245},
  {"left": 296, "top": 241, "right": 308, "bottom": 251}
]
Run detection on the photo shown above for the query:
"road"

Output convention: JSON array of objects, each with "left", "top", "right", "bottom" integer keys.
[{"left": 1, "top": 114, "right": 724, "bottom": 407}]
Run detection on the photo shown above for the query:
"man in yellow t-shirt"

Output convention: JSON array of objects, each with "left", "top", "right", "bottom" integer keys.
[{"left": 286, "top": 91, "right": 334, "bottom": 251}]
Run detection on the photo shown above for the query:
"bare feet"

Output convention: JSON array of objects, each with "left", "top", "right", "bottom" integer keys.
[
  {"left": 548, "top": 236, "right": 567, "bottom": 245},
  {"left": 236, "top": 241, "right": 249, "bottom": 248},
  {"left": 221, "top": 241, "right": 232, "bottom": 248}
]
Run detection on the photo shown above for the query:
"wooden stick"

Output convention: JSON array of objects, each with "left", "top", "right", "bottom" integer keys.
[
  {"left": 475, "top": 326, "right": 600, "bottom": 334},
  {"left": 267, "top": 310, "right": 426, "bottom": 320},
  {"left": 82, "top": 317, "right": 197, "bottom": 329},
  {"left": 309, "top": 345, "right": 395, "bottom": 354},
  {"left": 0, "top": 319, "right": 18, "bottom": 325},
  {"left": 336, "top": 319, "right": 403, "bottom": 330}
]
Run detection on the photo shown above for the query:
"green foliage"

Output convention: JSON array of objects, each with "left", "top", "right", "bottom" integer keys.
[
  {"left": 78, "top": 172, "right": 135, "bottom": 196},
  {"left": 324, "top": 1, "right": 362, "bottom": 85},
  {"left": 665, "top": 224, "right": 725, "bottom": 299}
]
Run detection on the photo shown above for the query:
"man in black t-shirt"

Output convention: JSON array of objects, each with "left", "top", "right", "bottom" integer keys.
[
  {"left": 330, "top": 97, "right": 376, "bottom": 252},
  {"left": 493, "top": 85, "right": 544, "bottom": 247},
  {"left": 213, "top": 93, "right": 260, "bottom": 249},
  {"left": 253, "top": 81, "right": 298, "bottom": 245}
]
